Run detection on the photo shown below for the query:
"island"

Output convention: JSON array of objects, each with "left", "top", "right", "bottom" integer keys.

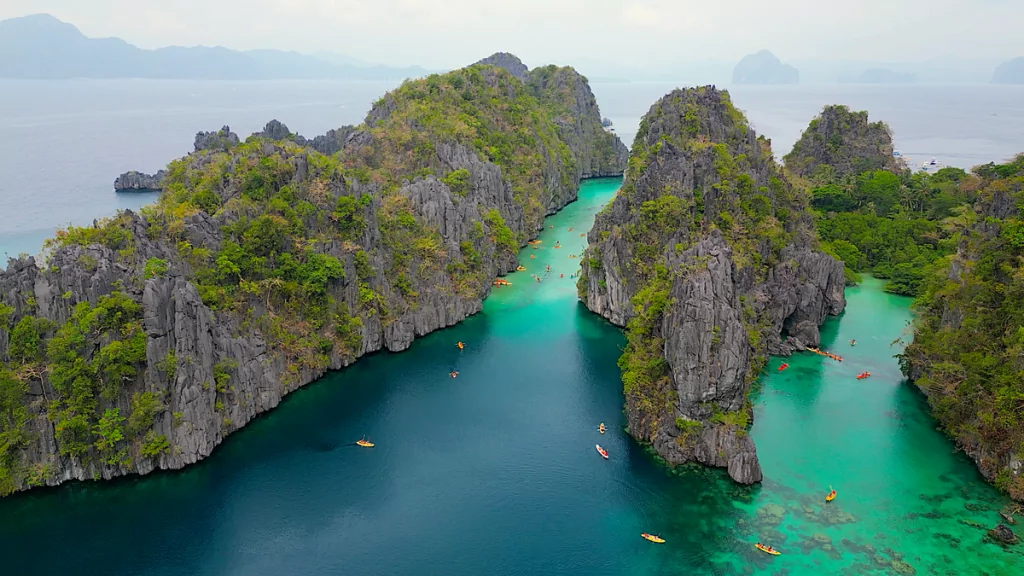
[
  {"left": 114, "top": 170, "right": 166, "bottom": 192},
  {"left": 731, "top": 50, "right": 799, "bottom": 85},
  {"left": 0, "top": 53, "right": 626, "bottom": 495},
  {"left": 784, "top": 104, "right": 907, "bottom": 181},
  {"left": 991, "top": 57, "right": 1024, "bottom": 84},
  {"left": 578, "top": 86, "right": 845, "bottom": 484}
]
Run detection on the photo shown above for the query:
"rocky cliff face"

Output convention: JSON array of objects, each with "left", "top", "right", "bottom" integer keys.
[
  {"left": 784, "top": 105, "right": 907, "bottom": 180},
  {"left": 475, "top": 52, "right": 529, "bottom": 82},
  {"left": 579, "top": 86, "right": 845, "bottom": 484},
  {"left": 475, "top": 53, "right": 628, "bottom": 180},
  {"left": 193, "top": 126, "right": 239, "bottom": 152},
  {"left": 525, "top": 65, "right": 629, "bottom": 179},
  {"left": 901, "top": 155, "right": 1024, "bottom": 501},
  {"left": 0, "top": 58, "right": 626, "bottom": 495},
  {"left": 114, "top": 170, "right": 166, "bottom": 191},
  {"left": 732, "top": 50, "right": 799, "bottom": 85}
]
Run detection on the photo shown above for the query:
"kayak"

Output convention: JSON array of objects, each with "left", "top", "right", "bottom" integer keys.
[
  {"left": 856, "top": 372, "right": 871, "bottom": 379},
  {"left": 595, "top": 444, "right": 609, "bottom": 459},
  {"left": 826, "top": 491, "right": 837, "bottom": 502},
  {"left": 599, "top": 424, "right": 606, "bottom": 434},
  {"left": 355, "top": 439, "right": 374, "bottom": 448},
  {"left": 778, "top": 363, "right": 789, "bottom": 371},
  {"left": 516, "top": 266, "right": 526, "bottom": 271},
  {"left": 641, "top": 533, "right": 665, "bottom": 543},
  {"left": 755, "top": 543, "right": 780, "bottom": 555}
]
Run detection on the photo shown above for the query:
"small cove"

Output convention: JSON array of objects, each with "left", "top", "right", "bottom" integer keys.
[{"left": 0, "top": 178, "right": 1020, "bottom": 575}]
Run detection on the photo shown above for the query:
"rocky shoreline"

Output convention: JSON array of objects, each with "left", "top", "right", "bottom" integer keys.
[
  {"left": 579, "top": 86, "right": 845, "bottom": 484},
  {"left": 0, "top": 54, "right": 626, "bottom": 495},
  {"left": 114, "top": 170, "right": 165, "bottom": 192}
]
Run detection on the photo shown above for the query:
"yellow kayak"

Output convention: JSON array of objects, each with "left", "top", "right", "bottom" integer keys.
[
  {"left": 516, "top": 266, "right": 526, "bottom": 271},
  {"left": 641, "top": 533, "right": 665, "bottom": 543},
  {"left": 755, "top": 543, "right": 780, "bottom": 555},
  {"left": 826, "top": 491, "right": 836, "bottom": 502},
  {"left": 355, "top": 439, "right": 374, "bottom": 448}
]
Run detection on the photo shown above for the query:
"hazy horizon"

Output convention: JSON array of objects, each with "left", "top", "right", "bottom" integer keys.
[{"left": 0, "top": 1, "right": 1021, "bottom": 71}]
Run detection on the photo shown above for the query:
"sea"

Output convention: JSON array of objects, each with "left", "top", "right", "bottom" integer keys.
[
  {"left": 1, "top": 80, "right": 1023, "bottom": 575},
  {"left": 1, "top": 79, "right": 1023, "bottom": 262}
]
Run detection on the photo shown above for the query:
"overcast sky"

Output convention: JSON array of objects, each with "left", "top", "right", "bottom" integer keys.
[{"left": 1, "top": 0, "right": 1021, "bottom": 69}]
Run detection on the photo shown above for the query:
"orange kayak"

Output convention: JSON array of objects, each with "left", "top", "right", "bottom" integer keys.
[
  {"left": 856, "top": 372, "right": 871, "bottom": 379},
  {"left": 596, "top": 444, "right": 608, "bottom": 459},
  {"left": 778, "top": 363, "right": 789, "bottom": 371}
]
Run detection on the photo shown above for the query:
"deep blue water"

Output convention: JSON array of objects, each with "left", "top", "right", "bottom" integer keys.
[{"left": 1, "top": 181, "right": 1020, "bottom": 575}]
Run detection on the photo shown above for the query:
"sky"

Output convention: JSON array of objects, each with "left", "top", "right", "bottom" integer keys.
[{"left": 0, "top": 0, "right": 1021, "bottom": 69}]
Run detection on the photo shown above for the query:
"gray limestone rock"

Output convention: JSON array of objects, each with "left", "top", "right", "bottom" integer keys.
[
  {"left": 114, "top": 169, "right": 166, "bottom": 191},
  {"left": 525, "top": 65, "right": 628, "bottom": 180},
  {"left": 784, "top": 105, "right": 908, "bottom": 179},
  {"left": 252, "top": 119, "right": 294, "bottom": 142},
  {"left": 193, "top": 125, "right": 239, "bottom": 152},
  {"left": 579, "top": 86, "right": 845, "bottom": 484},
  {"left": 0, "top": 58, "right": 627, "bottom": 495},
  {"left": 476, "top": 52, "right": 529, "bottom": 82}
]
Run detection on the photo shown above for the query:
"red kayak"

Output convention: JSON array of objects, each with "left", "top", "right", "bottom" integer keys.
[
  {"left": 595, "top": 444, "right": 609, "bottom": 459},
  {"left": 778, "top": 363, "right": 789, "bottom": 371}
]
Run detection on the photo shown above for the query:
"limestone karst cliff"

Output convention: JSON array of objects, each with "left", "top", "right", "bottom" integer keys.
[
  {"left": 0, "top": 57, "right": 625, "bottom": 495},
  {"left": 784, "top": 105, "right": 907, "bottom": 181},
  {"left": 114, "top": 170, "right": 166, "bottom": 192},
  {"left": 901, "top": 155, "right": 1024, "bottom": 501},
  {"left": 475, "top": 53, "right": 628, "bottom": 179},
  {"left": 578, "top": 86, "right": 845, "bottom": 484}
]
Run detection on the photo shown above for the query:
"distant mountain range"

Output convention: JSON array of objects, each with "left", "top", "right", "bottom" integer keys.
[{"left": 0, "top": 14, "right": 430, "bottom": 80}]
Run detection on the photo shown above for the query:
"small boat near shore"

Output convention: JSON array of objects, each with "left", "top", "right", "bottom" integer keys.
[{"left": 596, "top": 444, "right": 608, "bottom": 459}]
